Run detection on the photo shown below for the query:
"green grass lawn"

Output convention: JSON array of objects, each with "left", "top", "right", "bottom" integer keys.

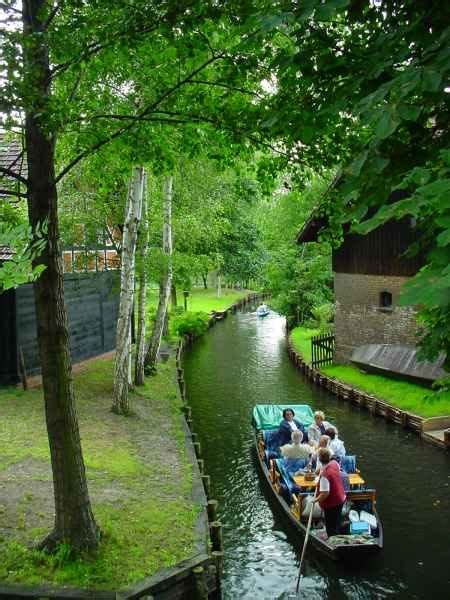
[
  {"left": 0, "top": 357, "right": 200, "bottom": 590},
  {"left": 290, "top": 326, "right": 450, "bottom": 419},
  {"left": 147, "top": 286, "right": 255, "bottom": 314},
  {"left": 289, "top": 326, "right": 320, "bottom": 364}
]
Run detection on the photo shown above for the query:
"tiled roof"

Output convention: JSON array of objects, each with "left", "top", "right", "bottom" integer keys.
[{"left": 0, "top": 133, "right": 27, "bottom": 180}]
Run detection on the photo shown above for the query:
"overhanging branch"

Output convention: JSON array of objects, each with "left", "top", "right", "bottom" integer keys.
[{"left": 56, "top": 52, "right": 225, "bottom": 182}]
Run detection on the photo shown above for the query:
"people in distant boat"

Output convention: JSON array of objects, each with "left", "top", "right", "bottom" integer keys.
[
  {"left": 307, "top": 410, "right": 333, "bottom": 446},
  {"left": 326, "top": 426, "right": 346, "bottom": 461},
  {"left": 277, "top": 408, "right": 309, "bottom": 447},
  {"left": 280, "top": 430, "right": 314, "bottom": 459},
  {"left": 313, "top": 447, "right": 346, "bottom": 538},
  {"left": 314, "top": 434, "right": 333, "bottom": 473}
]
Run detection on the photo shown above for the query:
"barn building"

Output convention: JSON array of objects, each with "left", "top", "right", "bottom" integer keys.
[{"left": 296, "top": 215, "right": 444, "bottom": 379}]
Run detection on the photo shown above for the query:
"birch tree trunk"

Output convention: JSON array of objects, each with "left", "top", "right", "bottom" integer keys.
[
  {"left": 217, "top": 273, "right": 222, "bottom": 298},
  {"left": 22, "top": 0, "right": 99, "bottom": 552},
  {"left": 134, "top": 172, "right": 149, "bottom": 386},
  {"left": 112, "top": 167, "right": 144, "bottom": 414},
  {"left": 144, "top": 176, "right": 173, "bottom": 372}
]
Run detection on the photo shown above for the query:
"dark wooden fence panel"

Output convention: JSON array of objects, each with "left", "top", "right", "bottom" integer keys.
[
  {"left": 311, "top": 332, "right": 335, "bottom": 369},
  {"left": 13, "top": 272, "right": 119, "bottom": 378},
  {"left": 0, "top": 289, "right": 19, "bottom": 385}
]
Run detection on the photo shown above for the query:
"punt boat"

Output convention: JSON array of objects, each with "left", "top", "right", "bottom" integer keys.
[
  {"left": 252, "top": 404, "right": 383, "bottom": 560},
  {"left": 256, "top": 304, "right": 270, "bottom": 317}
]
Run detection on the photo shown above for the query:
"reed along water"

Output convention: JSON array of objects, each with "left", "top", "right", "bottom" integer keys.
[{"left": 182, "top": 308, "right": 450, "bottom": 599}]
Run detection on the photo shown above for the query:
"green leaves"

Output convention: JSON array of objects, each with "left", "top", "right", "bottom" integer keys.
[{"left": 0, "top": 222, "right": 47, "bottom": 291}]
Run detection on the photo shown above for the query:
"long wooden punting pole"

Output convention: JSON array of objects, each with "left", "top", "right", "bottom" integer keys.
[{"left": 295, "top": 488, "right": 318, "bottom": 593}]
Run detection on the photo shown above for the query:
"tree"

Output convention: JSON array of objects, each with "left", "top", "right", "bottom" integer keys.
[
  {"left": 0, "top": 0, "right": 312, "bottom": 552},
  {"left": 21, "top": 0, "right": 99, "bottom": 551},
  {"left": 259, "top": 175, "right": 332, "bottom": 325},
  {"left": 113, "top": 167, "right": 144, "bottom": 414},
  {"left": 135, "top": 172, "right": 150, "bottom": 386},
  {"left": 261, "top": 0, "right": 450, "bottom": 368},
  {"left": 145, "top": 175, "right": 173, "bottom": 372}
]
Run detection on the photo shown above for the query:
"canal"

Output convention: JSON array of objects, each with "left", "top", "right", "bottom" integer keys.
[{"left": 183, "top": 308, "right": 450, "bottom": 599}]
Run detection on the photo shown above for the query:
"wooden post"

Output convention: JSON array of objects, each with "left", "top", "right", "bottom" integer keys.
[
  {"left": 210, "top": 521, "right": 223, "bottom": 551},
  {"left": 444, "top": 428, "right": 450, "bottom": 449},
  {"left": 192, "top": 565, "right": 208, "bottom": 599},
  {"left": 191, "top": 432, "right": 198, "bottom": 443},
  {"left": 193, "top": 441, "right": 202, "bottom": 458},
  {"left": 212, "top": 550, "right": 224, "bottom": 590},
  {"left": 18, "top": 347, "right": 28, "bottom": 391},
  {"left": 197, "top": 458, "right": 204, "bottom": 474},
  {"left": 201, "top": 474, "right": 211, "bottom": 498},
  {"left": 207, "top": 499, "right": 218, "bottom": 522}
]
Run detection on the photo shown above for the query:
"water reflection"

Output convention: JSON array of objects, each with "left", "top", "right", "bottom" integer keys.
[{"left": 183, "top": 309, "right": 450, "bottom": 599}]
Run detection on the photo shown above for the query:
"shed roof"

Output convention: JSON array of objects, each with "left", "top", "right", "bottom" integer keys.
[
  {"left": 0, "top": 245, "right": 13, "bottom": 262},
  {"left": 0, "top": 134, "right": 27, "bottom": 180}
]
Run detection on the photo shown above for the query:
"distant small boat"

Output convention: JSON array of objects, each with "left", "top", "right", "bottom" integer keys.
[
  {"left": 256, "top": 304, "right": 270, "bottom": 317},
  {"left": 252, "top": 404, "right": 383, "bottom": 561}
]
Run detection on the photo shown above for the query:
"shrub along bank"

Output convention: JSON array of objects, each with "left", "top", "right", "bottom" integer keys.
[{"left": 290, "top": 326, "right": 450, "bottom": 419}]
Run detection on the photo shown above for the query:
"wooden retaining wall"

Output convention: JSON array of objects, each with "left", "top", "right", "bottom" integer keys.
[{"left": 286, "top": 332, "right": 448, "bottom": 450}]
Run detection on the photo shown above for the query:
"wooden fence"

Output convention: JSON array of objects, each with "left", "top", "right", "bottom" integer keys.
[{"left": 311, "top": 332, "right": 335, "bottom": 368}]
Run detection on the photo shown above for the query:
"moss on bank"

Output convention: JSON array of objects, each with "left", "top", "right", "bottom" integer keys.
[
  {"left": 0, "top": 357, "right": 199, "bottom": 590},
  {"left": 290, "top": 326, "right": 450, "bottom": 419}
]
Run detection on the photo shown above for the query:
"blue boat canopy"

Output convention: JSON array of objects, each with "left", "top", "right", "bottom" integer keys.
[{"left": 252, "top": 404, "right": 314, "bottom": 430}]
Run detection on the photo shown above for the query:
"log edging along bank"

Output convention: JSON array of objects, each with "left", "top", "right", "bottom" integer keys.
[{"left": 286, "top": 330, "right": 450, "bottom": 451}]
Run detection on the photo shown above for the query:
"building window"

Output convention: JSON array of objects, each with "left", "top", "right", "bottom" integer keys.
[{"left": 380, "top": 291, "right": 393, "bottom": 309}]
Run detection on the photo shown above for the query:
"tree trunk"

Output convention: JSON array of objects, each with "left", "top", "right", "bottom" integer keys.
[
  {"left": 145, "top": 176, "right": 173, "bottom": 371},
  {"left": 202, "top": 273, "right": 208, "bottom": 289},
  {"left": 134, "top": 172, "right": 149, "bottom": 386},
  {"left": 112, "top": 167, "right": 144, "bottom": 413},
  {"left": 22, "top": 0, "right": 99, "bottom": 552},
  {"left": 217, "top": 273, "right": 221, "bottom": 298},
  {"left": 171, "top": 283, "right": 177, "bottom": 308}
]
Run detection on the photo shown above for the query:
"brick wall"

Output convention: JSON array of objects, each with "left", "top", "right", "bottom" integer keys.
[{"left": 334, "top": 272, "right": 418, "bottom": 362}]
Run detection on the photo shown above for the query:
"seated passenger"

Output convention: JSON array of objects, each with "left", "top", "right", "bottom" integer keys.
[
  {"left": 280, "top": 430, "right": 314, "bottom": 460},
  {"left": 314, "top": 435, "right": 333, "bottom": 474},
  {"left": 326, "top": 426, "right": 346, "bottom": 461},
  {"left": 307, "top": 410, "right": 333, "bottom": 447},
  {"left": 277, "top": 408, "right": 308, "bottom": 447}
]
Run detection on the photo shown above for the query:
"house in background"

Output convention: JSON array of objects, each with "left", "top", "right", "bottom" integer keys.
[{"left": 297, "top": 215, "right": 446, "bottom": 383}]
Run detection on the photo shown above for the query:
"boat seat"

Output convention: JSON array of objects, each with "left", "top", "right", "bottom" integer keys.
[
  {"left": 340, "top": 455, "right": 357, "bottom": 474},
  {"left": 282, "top": 457, "right": 309, "bottom": 477},
  {"left": 263, "top": 429, "right": 280, "bottom": 452}
]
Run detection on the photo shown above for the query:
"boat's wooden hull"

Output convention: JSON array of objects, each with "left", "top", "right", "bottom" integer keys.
[{"left": 254, "top": 432, "right": 383, "bottom": 561}]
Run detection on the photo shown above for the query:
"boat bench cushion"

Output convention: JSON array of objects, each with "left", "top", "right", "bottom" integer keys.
[
  {"left": 340, "top": 455, "right": 357, "bottom": 474},
  {"left": 283, "top": 457, "right": 309, "bottom": 477},
  {"left": 263, "top": 429, "right": 280, "bottom": 453}
]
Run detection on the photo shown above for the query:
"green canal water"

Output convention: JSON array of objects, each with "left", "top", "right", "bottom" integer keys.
[{"left": 182, "top": 308, "right": 450, "bottom": 599}]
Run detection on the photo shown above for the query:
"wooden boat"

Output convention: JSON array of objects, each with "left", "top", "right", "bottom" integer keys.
[
  {"left": 252, "top": 404, "right": 383, "bottom": 561},
  {"left": 256, "top": 304, "right": 270, "bottom": 317}
]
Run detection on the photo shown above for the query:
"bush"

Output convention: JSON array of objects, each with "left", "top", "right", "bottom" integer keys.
[
  {"left": 311, "top": 303, "right": 334, "bottom": 332},
  {"left": 171, "top": 311, "right": 210, "bottom": 339}
]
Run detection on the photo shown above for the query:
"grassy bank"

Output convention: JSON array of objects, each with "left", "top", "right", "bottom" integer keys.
[
  {"left": 0, "top": 357, "right": 199, "bottom": 590},
  {"left": 290, "top": 326, "right": 450, "bottom": 419},
  {"left": 148, "top": 286, "right": 256, "bottom": 314}
]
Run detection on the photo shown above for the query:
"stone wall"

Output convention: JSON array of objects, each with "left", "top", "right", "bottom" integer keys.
[{"left": 334, "top": 272, "right": 418, "bottom": 362}]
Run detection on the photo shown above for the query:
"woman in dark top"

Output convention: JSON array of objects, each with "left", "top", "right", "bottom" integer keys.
[{"left": 277, "top": 408, "right": 308, "bottom": 447}]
